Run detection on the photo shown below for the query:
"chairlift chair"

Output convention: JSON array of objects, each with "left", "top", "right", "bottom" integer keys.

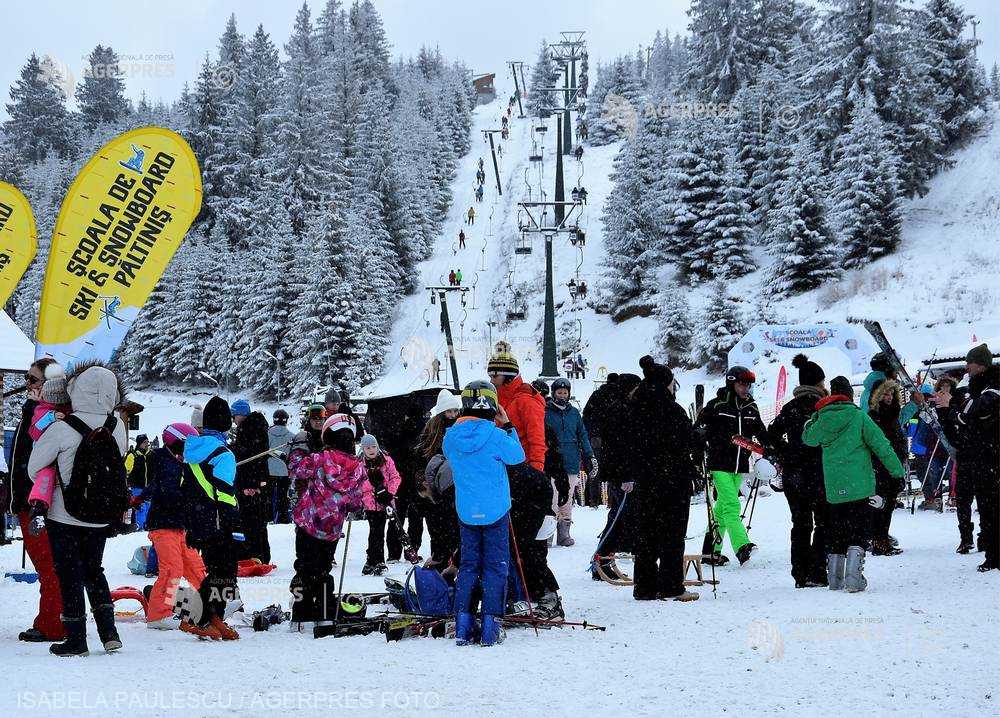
[{"left": 515, "top": 233, "right": 533, "bottom": 255}]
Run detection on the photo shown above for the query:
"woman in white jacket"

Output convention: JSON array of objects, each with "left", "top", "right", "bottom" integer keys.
[{"left": 28, "top": 363, "right": 128, "bottom": 657}]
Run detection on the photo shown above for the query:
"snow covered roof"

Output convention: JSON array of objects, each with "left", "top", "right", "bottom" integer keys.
[
  {"left": 0, "top": 310, "right": 33, "bottom": 373},
  {"left": 922, "top": 337, "right": 1000, "bottom": 366}
]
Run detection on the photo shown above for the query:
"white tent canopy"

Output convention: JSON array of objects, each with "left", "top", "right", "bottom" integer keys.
[{"left": 0, "top": 310, "right": 33, "bottom": 373}]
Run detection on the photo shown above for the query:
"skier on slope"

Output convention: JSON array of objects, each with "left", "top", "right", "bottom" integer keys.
[
  {"left": 803, "top": 377, "right": 905, "bottom": 593},
  {"left": 695, "top": 366, "right": 767, "bottom": 566},
  {"left": 625, "top": 356, "right": 699, "bottom": 602},
  {"left": 765, "top": 354, "right": 829, "bottom": 588},
  {"left": 467, "top": 207, "right": 475, "bottom": 225},
  {"left": 544, "top": 378, "right": 595, "bottom": 546},
  {"left": 455, "top": 268, "right": 463, "bottom": 286},
  {"left": 448, "top": 269, "right": 457, "bottom": 286},
  {"left": 458, "top": 230, "right": 466, "bottom": 249}
]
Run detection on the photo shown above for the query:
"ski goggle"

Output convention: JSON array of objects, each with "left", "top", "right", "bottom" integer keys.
[{"left": 305, "top": 404, "right": 326, "bottom": 419}]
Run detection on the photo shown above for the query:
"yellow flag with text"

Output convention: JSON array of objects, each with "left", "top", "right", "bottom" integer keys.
[
  {"left": 0, "top": 181, "right": 37, "bottom": 307},
  {"left": 35, "top": 127, "right": 202, "bottom": 365}
]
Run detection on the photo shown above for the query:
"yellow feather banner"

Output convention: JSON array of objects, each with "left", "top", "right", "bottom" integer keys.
[
  {"left": 0, "top": 181, "right": 37, "bottom": 307},
  {"left": 35, "top": 127, "right": 202, "bottom": 365}
]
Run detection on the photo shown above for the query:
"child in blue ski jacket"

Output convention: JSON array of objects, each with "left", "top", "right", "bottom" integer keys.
[{"left": 443, "top": 380, "right": 525, "bottom": 646}]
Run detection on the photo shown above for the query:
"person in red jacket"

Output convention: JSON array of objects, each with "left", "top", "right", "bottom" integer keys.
[{"left": 488, "top": 345, "right": 546, "bottom": 472}]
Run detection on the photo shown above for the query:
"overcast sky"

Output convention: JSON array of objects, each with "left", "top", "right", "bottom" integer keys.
[{"left": 3, "top": 0, "right": 998, "bottom": 119}]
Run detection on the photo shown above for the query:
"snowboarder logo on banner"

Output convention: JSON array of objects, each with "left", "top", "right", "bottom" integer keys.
[
  {"left": 119, "top": 144, "right": 145, "bottom": 174},
  {"left": 100, "top": 295, "right": 125, "bottom": 330}
]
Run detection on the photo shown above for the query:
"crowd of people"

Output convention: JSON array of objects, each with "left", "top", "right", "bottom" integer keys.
[{"left": 4, "top": 339, "right": 997, "bottom": 653}]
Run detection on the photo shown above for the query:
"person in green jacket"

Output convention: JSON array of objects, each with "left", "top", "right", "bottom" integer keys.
[{"left": 802, "top": 377, "right": 905, "bottom": 593}]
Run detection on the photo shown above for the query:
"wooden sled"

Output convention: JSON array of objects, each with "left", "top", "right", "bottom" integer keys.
[{"left": 592, "top": 554, "right": 634, "bottom": 586}]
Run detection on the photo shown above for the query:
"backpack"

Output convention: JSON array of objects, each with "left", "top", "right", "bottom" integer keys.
[{"left": 61, "top": 415, "right": 127, "bottom": 524}]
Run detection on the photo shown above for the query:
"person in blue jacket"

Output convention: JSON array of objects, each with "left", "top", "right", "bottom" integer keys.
[
  {"left": 860, "top": 353, "right": 923, "bottom": 425},
  {"left": 544, "top": 377, "right": 595, "bottom": 546},
  {"left": 181, "top": 396, "right": 242, "bottom": 641},
  {"left": 443, "top": 380, "right": 525, "bottom": 646}
]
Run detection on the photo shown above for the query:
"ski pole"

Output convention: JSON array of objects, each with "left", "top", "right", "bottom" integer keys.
[
  {"left": 508, "top": 520, "right": 539, "bottom": 637},
  {"left": 333, "top": 516, "right": 354, "bottom": 624},
  {"left": 744, "top": 479, "right": 761, "bottom": 531},
  {"left": 911, "top": 437, "right": 940, "bottom": 514},
  {"left": 235, "top": 441, "right": 293, "bottom": 467},
  {"left": 703, "top": 465, "right": 717, "bottom": 598}
]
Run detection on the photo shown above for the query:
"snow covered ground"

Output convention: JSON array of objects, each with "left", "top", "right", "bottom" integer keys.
[{"left": 2, "top": 490, "right": 995, "bottom": 716}]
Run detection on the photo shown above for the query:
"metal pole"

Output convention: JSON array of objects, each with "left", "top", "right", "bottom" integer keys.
[
  {"left": 542, "top": 232, "right": 559, "bottom": 377},
  {"left": 486, "top": 133, "right": 503, "bottom": 196},
  {"left": 563, "top": 67, "right": 573, "bottom": 155},
  {"left": 439, "top": 291, "right": 461, "bottom": 391},
  {"left": 554, "top": 119, "right": 565, "bottom": 226},
  {"left": 510, "top": 62, "right": 525, "bottom": 118}
]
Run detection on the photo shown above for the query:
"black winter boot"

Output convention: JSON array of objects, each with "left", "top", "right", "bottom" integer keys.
[
  {"left": 93, "top": 604, "right": 122, "bottom": 652},
  {"left": 50, "top": 617, "right": 89, "bottom": 657}
]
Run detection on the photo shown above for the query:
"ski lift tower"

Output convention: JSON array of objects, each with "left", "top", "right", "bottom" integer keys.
[
  {"left": 517, "top": 199, "right": 584, "bottom": 378},
  {"left": 425, "top": 286, "right": 470, "bottom": 391},
  {"left": 549, "top": 31, "right": 586, "bottom": 156},
  {"left": 482, "top": 129, "right": 504, "bottom": 196},
  {"left": 508, "top": 60, "right": 527, "bottom": 118},
  {"left": 535, "top": 86, "right": 582, "bottom": 227}
]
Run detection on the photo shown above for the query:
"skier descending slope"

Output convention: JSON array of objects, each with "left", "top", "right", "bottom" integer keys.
[{"left": 695, "top": 367, "right": 766, "bottom": 566}]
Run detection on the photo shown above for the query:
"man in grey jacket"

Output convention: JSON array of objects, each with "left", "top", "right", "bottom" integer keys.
[
  {"left": 268, "top": 409, "right": 294, "bottom": 523},
  {"left": 28, "top": 363, "right": 128, "bottom": 656}
]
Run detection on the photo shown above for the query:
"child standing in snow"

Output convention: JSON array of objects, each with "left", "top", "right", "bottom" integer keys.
[
  {"left": 25, "top": 365, "right": 71, "bottom": 535},
  {"left": 443, "top": 380, "right": 525, "bottom": 647},
  {"left": 358, "top": 434, "right": 401, "bottom": 576},
  {"left": 288, "top": 413, "right": 365, "bottom": 628}
]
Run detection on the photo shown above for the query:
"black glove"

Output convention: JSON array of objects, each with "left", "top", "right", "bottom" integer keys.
[
  {"left": 375, "top": 488, "right": 392, "bottom": 507},
  {"left": 555, "top": 473, "right": 570, "bottom": 507}
]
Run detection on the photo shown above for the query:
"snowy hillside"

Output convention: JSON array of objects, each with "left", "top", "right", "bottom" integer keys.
[{"left": 366, "top": 87, "right": 1000, "bottom": 415}]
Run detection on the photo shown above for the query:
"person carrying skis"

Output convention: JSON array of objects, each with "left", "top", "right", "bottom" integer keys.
[
  {"left": 443, "top": 380, "right": 525, "bottom": 646},
  {"left": 359, "top": 434, "right": 402, "bottom": 576},
  {"left": 141, "top": 422, "right": 207, "bottom": 630},
  {"left": 626, "top": 356, "right": 699, "bottom": 601},
  {"left": 766, "top": 354, "right": 829, "bottom": 588},
  {"left": 288, "top": 413, "right": 365, "bottom": 628},
  {"left": 695, "top": 366, "right": 767, "bottom": 565},
  {"left": 803, "top": 377, "right": 905, "bottom": 593},
  {"left": 544, "top": 378, "right": 595, "bottom": 546},
  {"left": 952, "top": 344, "right": 1000, "bottom": 571},
  {"left": 180, "top": 396, "right": 243, "bottom": 640},
  {"left": 475, "top": 184, "right": 484, "bottom": 202},
  {"left": 467, "top": 206, "right": 476, "bottom": 225},
  {"left": 488, "top": 345, "right": 546, "bottom": 472},
  {"left": 866, "top": 378, "right": 909, "bottom": 555}
]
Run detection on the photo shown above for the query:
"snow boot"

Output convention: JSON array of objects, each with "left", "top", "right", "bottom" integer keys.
[
  {"left": 362, "top": 564, "right": 377, "bottom": 576},
  {"left": 827, "top": 554, "right": 846, "bottom": 590},
  {"left": 556, "top": 520, "right": 574, "bottom": 547},
  {"left": 93, "top": 604, "right": 122, "bottom": 652},
  {"left": 663, "top": 590, "right": 699, "bottom": 602},
  {"left": 49, "top": 616, "right": 88, "bottom": 657},
  {"left": 956, "top": 541, "right": 974, "bottom": 554},
  {"left": 702, "top": 553, "right": 729, "bottom": 567},
  {"left": 871, "top": 537, "right": 902, "bottom": 556},
  {"left": 536, "top": 592, "right": 565, "bottom": 620},
  {"left": 977, "top": 560, "right": 998, "bottom": 572},
  {"left": 844, "top": 546, "right": 868, "bottom": 593},
  {"left": 19, "top": 628, "right": 60, "bottom": 642},
  {"left": 375, "top": 563, "right": 388, "bottom": 576},
  {"left": 736, "top": 542, "right": 757, "bottom": 565},
  {"left": 180, "top": 621, "right": 222, "bottom": 640},
  {"left": 456, "top": 612, "right": 476, "bottom": 646},
  {"left": 146, "top": 618, "right": 178, "bottom": 630},
  {"left": 480, "top": 615, "right": 505, "bottom": 647},
  {"left": 210, "top": 615, "right": 240, "bottom": 640}
]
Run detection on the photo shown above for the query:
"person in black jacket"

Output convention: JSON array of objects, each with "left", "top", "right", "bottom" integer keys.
[
  {"left": 593, "top": 373, "right": 642, "bottom": 558},
  {"left": 695, "top": 366, "right": 767, "bottom": 565},
  {"left": 230, "top": 409, "right": 272, "bottom": 563},
  {"left": 867, "top": 379, "right": 909, "bottom": 556},
  {"left": 141, "top": 423, "right": 207, "bottom": 628},
  {"left": 627, "top": 356, "right": 699, "bottom": 602},
  {"left": 942, "top": 385, "right": 983, "bottom": 554},
  {"left": 766, "top": 354, "right": 829, "bottom": 587},
  {"left": 582, "top": 373, "right": 619, "bottom": 506},
  {"left": 953, "top": 344, "right": 1000, "bottom": 571}
]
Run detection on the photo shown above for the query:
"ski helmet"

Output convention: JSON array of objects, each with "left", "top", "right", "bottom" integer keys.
[
  {"left": 753, "top": 457, "right": 778, "bottom": 483},
  {"left": 305, "top": 403, "right": 326, "bottom": 420},
  {"left": 162, "top": 422, "right": 198, "bottom": 449},
  {"left": 531, "top": 378, "right": 550, "bottom": 397},
  {"left": 726, "top": 366, "right": 756, "bottom": 385},
  {"left": 870, "top": 352, "right": 891, "bottom": 373},
  {"left": 461, "top": 380, "right": 500, "bottom": 416},
  {"left": 273, "top": 409, "right": 289, "bottom": 425},
  {"left": 551, "top": 377, "right": 572, "bottom": 394},
  {"left": 322, "top": 413, "right": 356, "bottom": 436}
]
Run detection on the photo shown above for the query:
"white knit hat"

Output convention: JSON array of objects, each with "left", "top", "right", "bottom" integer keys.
[{"left": 430, "top": 389, "right": 462, "bottom": 417}]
